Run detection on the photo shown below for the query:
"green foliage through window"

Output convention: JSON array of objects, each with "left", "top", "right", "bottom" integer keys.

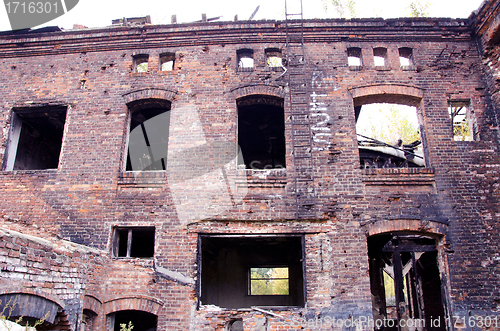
[{"left": 250, "top": 267, "right": 289, "bottom": 295}]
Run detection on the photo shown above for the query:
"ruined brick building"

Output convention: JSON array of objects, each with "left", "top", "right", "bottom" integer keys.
[{"left": 0, "top": 0, "right": 499, "bottom": 329}]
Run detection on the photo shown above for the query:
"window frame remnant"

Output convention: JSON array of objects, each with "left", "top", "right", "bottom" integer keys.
[
  {"left": 265, "top": 48, "right": 284, "bottom": 71},
  {"left": 160, "top": 52, "right": 175, "bottom": 71},
  {"left": 399, "top": 47, "right": 415, "bottom": 70},
  {"left": 133, "top": 54, "right": 149, "bottom": 73},
  {"left": 448, "top": 100, "right": 477, "bottom": 141},
  {"left": 2, "top": 106, "right": 67, "bottom": 171},
  {"left": 125, "top": 98, "right": 171, "bottom": 172},
  {"left": 368, "top": 233, "right": 447, "bottom": 331},
  {"left": 199, "top": 234, "right": 305, "bottom": 309},
  {"left": 112, "top": 227, "right": 155, "bottom": 258},
  {"left": 237, "top": 48, "right": 254, "bottom": 71},
  {"left": 373, "top": 47, "right": 388, "bottom": 68},
  {"left": 347, "top": 47, "right": 363, "bottom": 69},
  {"left": 237, "top": 95, "right": 286, "bottom": 170}
]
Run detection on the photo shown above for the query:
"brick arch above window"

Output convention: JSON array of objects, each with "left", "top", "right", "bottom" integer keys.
[
  {"left": 83, "top": 294, "right": 102, "bottom": 315},
  {"left": 230, "top": 84, "right": 287, "bottom": 100},
  {"left": 348, "top": 83, "right": 424, "bottom": 107},
  {"left": 122, "top": 87, "right": 177, "bottom": 105},
  {"left": 363, "top": 219, "right": 448, "bottom": 238},
  {"left": 103, "top": 295, "right": 164, "bottom": 316}
]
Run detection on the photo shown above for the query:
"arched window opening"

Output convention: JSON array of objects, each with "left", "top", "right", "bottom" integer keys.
[
  {"left": 159, "top": 53, "right": 175, "bottom": 71},
  {"left": 399, "top": 47, "right": 414, "bottom": 69},
  {"left": 237, "top": 95, "right": 286, "bottom": 170},
  {"left": 355, "top": 102, "right": 424, "bottom": 168},
  {"left": 125, "top": 99, "right": 171, "bottom": 171},
  {"left": 368, "top": 233, "right": 446, "bottom": 331}
]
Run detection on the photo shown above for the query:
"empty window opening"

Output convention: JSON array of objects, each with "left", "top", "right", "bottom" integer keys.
[
  {"left": 265, "top": 48, "right": 283, "bottom": 69},
  {"left": 134, "top": 54, "right": 149, "bottom": 72},
  {"left": 448, "top": 100, "right": 477, "bottom": 141},
  {"left": 160, "top": 52, "right": 175, "bottom": 71},
  {"left": 347, "top": 47, "right": 362, "bottom": 67},
  {"left": 126, "top": 99, "right": 171, "bottom": 171},
  {"left": 237, "top": 49, "right": 254, "bottom": 71},
  {"left": 399, "top": 47, "right": 414, "bottom": 68},
  {"left": 113, "top": 227, "right": 155, "bottom": 258},
  {"left": 250, "top": 267, "right": 289, "bottom": 295},
  {"left": 0, "top": 293, "right": 60, "bottom": 328},
  {"left": 108, "top": 310, "right": 157, "bottom": 331},
  {"left": 237, "top": 95, "right": 286, "bottom": 170},
  {"left": 82, "top": 309, "right": 97, "bottom": 331},
  {"left": 200, "top": 235, "right": 304, "bottom": 309},
  {"left": 355, "top": 103, "right": 424, "bottom": 168},
  {"left": 368, "top": 233, "right": 446, "bottom": 331},
  {"left": 227, "top": 319, "right": 243, "bottom": 331},
  {"left": 373, "top": 47, "right": 387, "bottom": 67},
  {"left": 2, "top": 106, "right": 67, "bottom": 171}
]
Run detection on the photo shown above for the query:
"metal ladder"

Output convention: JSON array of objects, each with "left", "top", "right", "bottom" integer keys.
[{"left": 285, "top": 0, "right": 316, "bottom": 219}]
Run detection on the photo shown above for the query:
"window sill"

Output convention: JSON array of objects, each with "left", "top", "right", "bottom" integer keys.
[
  {"left": 375, "top": 65, "right": 391, "bottom": 71},
  {"left": 236, "top": 168, "right": 287, "bottom": 188},
  {"left": 401, "top": 65, "right": 416, "bottom": 71},
  {"left": 238, "top": 67, "right": 254, "bottom": 72},
  {"left": 118, "top": 171, "right": 166, "bottom": 189},
  {"left": 362, "top": 168, "right": 435, "bottom": 189},
  {"left": 349, "top": 65, "right": 363, "bottom": 71}
]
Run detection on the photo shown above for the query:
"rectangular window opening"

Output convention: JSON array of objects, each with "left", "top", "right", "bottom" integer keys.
[
  {"left": 347, "top": 47, "right": 362, "bottom": 68},
  {"left": 200, "top": 235, "right": 304, "bottom": 309},
  {"left": 237, "top": 49, "right": 254, "bottom": 71},
  {"left": 113, "top": 227, "right": 155, "bottom": 258},
  {"left": 355, "top": 103, "right": 425, "bottom": 168},
  {"left": 265, "top": 48, "right": 283, "bottom": 70},
  {"left": 399, "top": 47, "right": 414, "bottom": 70},
  {"left": 249, "top": 267, "right": 289, "bottom": 295},
  {"left": 133, "top": 54, "right": 149, "bottom": 73},
  {"left": 373, "top": 47, "right": 388, "bottom": 67},
  {"left": 160, "top": 53, "right": 175, "bottom": 71},
  {"left": 449, "top": 100, "right": 477, "bottom": 141},
  {"left": 3, "top": 106, "right": 67, "bottom": 171}
]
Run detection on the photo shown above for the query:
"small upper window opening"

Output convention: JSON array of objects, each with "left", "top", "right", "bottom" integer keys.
[
  {"left": 160, "top": 52, "right": 175, "bottom": 71},
  {"left": 2, "top": 106, "right": 67, "bottom": 171},
  {"left": 347, "top": 47, "right": 362, "bottom": 67},
  {"left": 237, "top": 49, "right": 254, "bottom": 71},
  {"left": 265, "top": 48, "right": 283, "bottom": 69},
  {"left": 399, "top": 47, "right": 414, "bottom": 68},
  {"left": 133, "top": 54, "right": 149, "bottom": 72},
  {"left": 113, "top": 227, "right": 155, "bottom": 258},
  {"left": 249, "top": 267, "right": 289, "bottom": 295},
  {"left": 449, "top": 100, "right": 477, "bottom": 141},
  {"left": 356, "top": 103, "right": 424, "bottom": 168},
  {"left": 373, "top": 47, "right": 387, "bottom": 67}
]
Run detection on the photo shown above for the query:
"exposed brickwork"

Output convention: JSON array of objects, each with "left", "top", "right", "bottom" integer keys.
[{"left": 0, "top": 4, "right": 499, "bottom": 331}]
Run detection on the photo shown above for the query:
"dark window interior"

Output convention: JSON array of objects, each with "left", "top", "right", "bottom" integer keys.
[
  {"left": 368, "top": 233, "right": 446, "bottom": 331},
  {"left": 113, "top": 310, "right": 157, "bottom": 331},
  {"left": 200, "top": 235, "right": 304, "bottom": 309},
  {"left": 3, "top": 106, "right": 66, "bottom": 171},
  {"left": 126, "top": 99, "right": 171, "bottom": 171},
  {"left": 237, "top": 95, "right": 286, "bottom": 170},
  {"left": 114, "top": 227, "right": 155, "bottom": 258}
]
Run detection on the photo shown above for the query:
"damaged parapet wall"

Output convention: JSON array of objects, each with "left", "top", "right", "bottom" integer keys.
[{"left": 0, "top": 2, "right": 500, "bottom": 331}]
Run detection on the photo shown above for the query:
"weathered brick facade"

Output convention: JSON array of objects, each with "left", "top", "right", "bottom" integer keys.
[{"left": 0, "top": 1, "right": 499, "bottom": 330}]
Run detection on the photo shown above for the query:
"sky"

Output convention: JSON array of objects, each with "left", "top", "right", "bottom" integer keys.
[{"left": 0, "top": 0, "right": 486, "bottom": 32}]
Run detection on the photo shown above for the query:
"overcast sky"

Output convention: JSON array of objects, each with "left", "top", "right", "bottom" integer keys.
[{"left": 0, "top": 0, "right": 486, "bottom": 32}]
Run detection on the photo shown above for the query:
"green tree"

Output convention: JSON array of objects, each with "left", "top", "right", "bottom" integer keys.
[
  {"left": 322, "top": 0, "right": 357, "bottom": 18},
  {"left": 407, "top": 0, "right": 430, "bottom": 17}
]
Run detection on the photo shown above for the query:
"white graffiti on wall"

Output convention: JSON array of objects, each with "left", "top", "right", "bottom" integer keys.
[{"left": 310, "top": 70, "right": 336, "bottom": 151}]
